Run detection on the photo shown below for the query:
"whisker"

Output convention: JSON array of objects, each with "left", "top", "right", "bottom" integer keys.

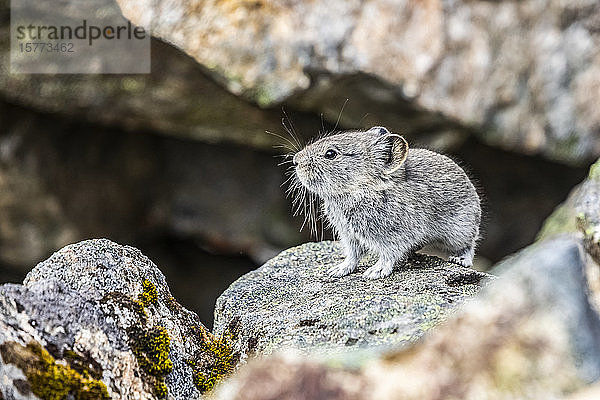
[
  {"left": 320, "top": 112, "right": 325, "bottom": 137},
  {"left": 299, "top": 192, "right": 309, "bottom": 230},
  {"left": 281, "top": 121, "right": 301, "bottom": 153},
  {"left": 281, "top": 107, "right": 303, "bottom": 150},
  {"left": 281, "top": 173, "right": 296, "bottom": 188},
  {"left": 267, "top": 130, "right": 298, "bottom": 153},
  {"left": 331, "top": 98, "right": 349, "bottom": 135},
  {"left": 318, "top": 202, "right": 324, "bottom": 241},
  {"left": 272, "top": 145, "right": 295, "bottom": 153},
  {"left": 358, "top": 112, "right": 370, "bottom": 126}
]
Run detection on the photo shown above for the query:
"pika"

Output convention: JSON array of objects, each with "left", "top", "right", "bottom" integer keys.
[{"left": 291, "top": 127, "right": 481, "bottom": 279}]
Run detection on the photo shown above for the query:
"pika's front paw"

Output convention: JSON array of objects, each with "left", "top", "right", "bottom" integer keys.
[
  {"left": 328, "top": 260, "right": 357, "bottom": 278},
  {"left": 362, "top": 261, "right": 393, "bottom": 280},
  {"left": 448, "top": 255, "right": 472, "bottom": 268}
]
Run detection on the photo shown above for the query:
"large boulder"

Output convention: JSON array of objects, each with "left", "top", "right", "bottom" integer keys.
[
  {"left": 210, "top": 236, "right": 600, "bottom": 399},
  {"left": 214, "top": 241, "right": 493, "bottom": 360},
  {"left": 117, "top": 0, "right": 600, "bottom": 164},
  {"left": 0, "top": 239, "right": 240, "bottom": 399}
]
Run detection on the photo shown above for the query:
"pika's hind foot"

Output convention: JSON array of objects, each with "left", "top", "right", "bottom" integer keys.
[
  {"left": 363, "top": 259, "right": 394, "bottom": 280},
  {"left": 449, "top": 246, "right": 475, "bottom": 267},
  {"left": 328, "top": 259, "right": 358, "bottom": 278}
]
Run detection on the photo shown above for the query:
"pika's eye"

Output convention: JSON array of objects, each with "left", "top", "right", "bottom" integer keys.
[{"left": 324, "top": 149, "right": 338, "bottom": 159}]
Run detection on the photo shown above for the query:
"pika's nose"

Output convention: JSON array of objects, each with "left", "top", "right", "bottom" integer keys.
[{"left": 292, "top": 153, "right": 299, "bottom": 167}]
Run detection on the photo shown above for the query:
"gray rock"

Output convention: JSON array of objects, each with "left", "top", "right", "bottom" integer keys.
[
  {"left": 210, "top": 236, "right": 600, "bottom": 400},
  {"left": 116, "top": 0, "right": 600, "bottom": 164},
  {"left": 0, "top": 0, "right": 308, "bottom": 151},
  {"left": 538, "top": 158, "right": 600, "bottom": 264},
  {"left": 537, "top": 157, "right": 600, "bottom": 315},
  {"left": 0, "top": 239, "right": 239, "bottom": 399},
  {"left": 213, "top": 241, "right": 493, "bottom": 360}
]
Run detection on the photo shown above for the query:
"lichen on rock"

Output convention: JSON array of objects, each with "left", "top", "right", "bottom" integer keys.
[
  {"left": 0, "top": 239, "right": 238, "bottom": 400},
  {"left": 188, "top": 324, "right": 237, "bottom": 393},
  {"left": 128, "top": 326, "right": 173, "bottom": 397},
  {"left": 0, "top": 340, "right": 109, "bottom": 400}
]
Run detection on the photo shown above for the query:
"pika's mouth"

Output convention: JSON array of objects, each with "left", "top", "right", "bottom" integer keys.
[
  {"left": 294, "top": 167, "right": 309, "bottom": 186},
  {"left": 295, "top": 167, "right": 319, "bottom": 192}
]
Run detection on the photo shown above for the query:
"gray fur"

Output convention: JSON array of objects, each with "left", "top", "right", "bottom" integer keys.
[{"left": 290, "top": 127, "right": 481, "bottom": 279}]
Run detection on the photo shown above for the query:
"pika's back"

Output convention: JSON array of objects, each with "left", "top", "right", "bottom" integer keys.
[{"left": 401, "top": 148, "right": 472, "bottom": 186}]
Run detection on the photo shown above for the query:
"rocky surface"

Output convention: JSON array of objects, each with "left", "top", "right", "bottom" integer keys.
[
  {"left": 214, "top": 241, "right": 493, "bottom": 360},
  {"left": 0, "top": 239, "right": 240, "bottom": 399},
  {"left": 539, "top": 158, "right": 600, "bottom": 264},
  {"left": 211, "top": 236, "right": 600, "bottom": 399},
  {"left": 117, "top": 0, "right": 600, "bottom": 164},
  {"left": 537, "top": 157, "right": 600, "bottom": 309}
]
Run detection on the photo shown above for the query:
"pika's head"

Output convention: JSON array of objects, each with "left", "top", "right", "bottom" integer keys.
[{"left": 293, "top": 127, "right": 409, "bottom": 198}]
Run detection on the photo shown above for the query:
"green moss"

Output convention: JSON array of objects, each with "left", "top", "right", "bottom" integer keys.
[
  {"left": 102, "top": 279, "right": 173, "bottom": 397},
  {"left": 128, "top": 326, "right": 173, "bottom": 398},
  {"left": 154, "top": 380, "right": 168, "bottom": 397},
  {"left": 0, "top": 341, "right": 109, "bottom": 400},
  {"left": 114, "top": 279, "right": 173, "bottom": 398},
  {"left": 132, "top": 300, "right": 148, "bottom": 319},
  {"left": 138, "top": 279, "right": 158, "bottom": 307},
  {"left": 188, "top": 325, "right": 237, "bottom": 393}
]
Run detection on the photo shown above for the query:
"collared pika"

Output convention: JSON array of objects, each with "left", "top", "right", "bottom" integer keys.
[{"left": 290, "top": 126, "right": 481, "bottom": 279}]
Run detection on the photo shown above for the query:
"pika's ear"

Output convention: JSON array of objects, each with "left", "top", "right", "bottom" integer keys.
[
  {"left": 367, "top": 126, "right": 391, "bottom": 135},
  {"left": 374, "top": 134, "right": 408, "bottom": 173}
]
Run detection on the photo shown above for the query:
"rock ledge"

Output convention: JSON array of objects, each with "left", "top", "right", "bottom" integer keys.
[{"left": 214, "top": 241, "right": 494, "bottom": 360}]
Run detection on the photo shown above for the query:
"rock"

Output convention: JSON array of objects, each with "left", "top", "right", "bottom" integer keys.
[
  {"left": 210, "top": 236, "right": 600, "bottom": 399},
  {"left": 0, "top": 0, "right": 318, "bottom": 150},
  {"left": 365, "top": 236, "right": 600, "bottom": 399},
  {"left": 117, "top": 0, "right": 600, "bottom": 164},
  {"left": 213, "top": 241, "right": 493, "bottom": 361},
  {"left": 0, "top": 239, "right": 240, "bottom": 399},
  {"left": 538, "top": 158, "right": 600, "bottom": 264},
  {"left": 207, "top": 354, "right": 369, "bottom": 400},
  {"left": 537, "top": 157, "right": 600, "bottom": 311}
]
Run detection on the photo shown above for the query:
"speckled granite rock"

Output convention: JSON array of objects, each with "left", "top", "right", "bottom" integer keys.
[
  {"left": 0, "top": 239, "right": 238, "bottom": 399},
  {"left": 117, "top": 0, "right": 600, "bottom": 164},
  {"left": 0, "top": 0, "right": 295, "bottom": 150},
  {"left": 210, "top": 236, "right": 600, "bottom": 400},
  {"left": 213, "top": 241, "right": 493, "bottom": 360}
]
